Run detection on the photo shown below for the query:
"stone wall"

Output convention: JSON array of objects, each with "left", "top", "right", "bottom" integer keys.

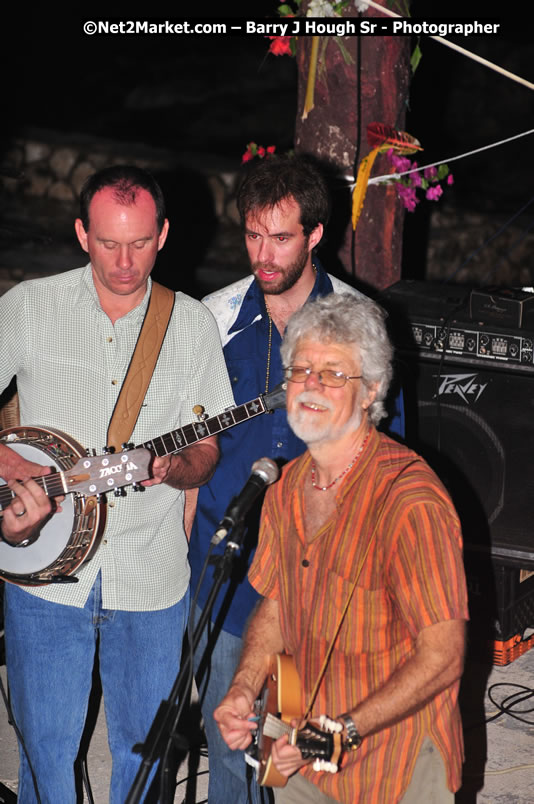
[
  {"left": 0, "top": 129, "right": 244, "bottom": 296},
  {"left": 425, "top": 206, "right": 534, "bottom": 288},
  {"left": 2, "top": 129, "right": 240, "bottom": 211},
  {"left": 1, "top": 128, "right": 532, "bottom": 294}
]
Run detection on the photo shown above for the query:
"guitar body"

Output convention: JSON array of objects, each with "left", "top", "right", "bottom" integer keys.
[
  {"left": 259, "top": 654, "right": 303, "bottom": 787},
  {"left": 0, "top": 426, "right": 105, "bottom": 586}
]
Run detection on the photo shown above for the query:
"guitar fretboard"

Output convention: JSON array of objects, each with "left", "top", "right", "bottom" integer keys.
[
  {"left": 263, "top": 713, "right": 292, "bottom": 741},
  {"left": 138, "top": 395, "right": 268, "bottom": 457}
]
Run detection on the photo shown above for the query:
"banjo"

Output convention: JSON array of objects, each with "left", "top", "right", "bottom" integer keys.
[{"left": 0, "top": 383, "right": 286, "bottom": 586}]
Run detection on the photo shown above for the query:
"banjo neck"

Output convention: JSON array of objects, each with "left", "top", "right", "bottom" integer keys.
[
  {"left": 0, "top": 385, "right": 286, "bottom": 584},
  {"left": 0, "top": 383, "right": 286, "bottom": 513},
  {"left": 136, "top": 383, "right": 285, "bottom": 459}
]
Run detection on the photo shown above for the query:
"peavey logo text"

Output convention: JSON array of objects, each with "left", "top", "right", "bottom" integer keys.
[{"left": 434, "top": 373, "right": 488, "bottom": 403}]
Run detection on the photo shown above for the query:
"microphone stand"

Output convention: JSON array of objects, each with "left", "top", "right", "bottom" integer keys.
[{"left": 125, "top": 519, "right": 247, "bottom": 804}]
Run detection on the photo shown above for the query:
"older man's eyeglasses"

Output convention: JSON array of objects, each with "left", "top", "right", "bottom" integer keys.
[{"left": 284, "top": 366, "right": 362, "bottom": 388}]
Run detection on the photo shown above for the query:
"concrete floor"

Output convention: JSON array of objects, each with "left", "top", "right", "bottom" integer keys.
[
  {"left": 458, "top": 639, "right": 534, "bottom": 803},
  {"left": 2, "top": 638, "right": 534, "bottom": 803}
]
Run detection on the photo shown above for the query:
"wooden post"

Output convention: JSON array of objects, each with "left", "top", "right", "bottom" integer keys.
[{"left": 295, "top": 6, "right": 411, "bottom": 290}]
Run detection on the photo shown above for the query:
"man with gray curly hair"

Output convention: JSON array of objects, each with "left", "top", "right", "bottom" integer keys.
[
  {"left": 215, "top": 294, "right": 469, "bottom": 804},
  {"left": 280, "top": 293, "right": 393, "bottom": 428}
]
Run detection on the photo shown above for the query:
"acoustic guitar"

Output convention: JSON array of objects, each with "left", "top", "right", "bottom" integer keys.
[{"left": 251, "top": 654, "right": 343, "bottom": 787}]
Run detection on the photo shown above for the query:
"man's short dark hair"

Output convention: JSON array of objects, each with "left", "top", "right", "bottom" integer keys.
[
  {"left": 79, "top": 165, "right": 166, "bottom": 232},
  {"left": 236, "top": 154, "right": 330, "bottom": 237}
]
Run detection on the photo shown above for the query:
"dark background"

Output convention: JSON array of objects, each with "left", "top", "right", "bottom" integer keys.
[{"left": 2, "top": 2, "right": 532, "bottom": 285}]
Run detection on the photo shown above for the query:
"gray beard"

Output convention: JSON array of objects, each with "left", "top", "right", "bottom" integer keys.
[{"left": 287, "top": 393, "right": 363, "bottom": 446}]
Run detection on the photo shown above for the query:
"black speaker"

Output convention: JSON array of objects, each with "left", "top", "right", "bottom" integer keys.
[
  {"left": 382, "top": 279, "right": 534, "bottom": 566},
  {"left": 403, "top": 353, "right": 534, "bottom": 565}
]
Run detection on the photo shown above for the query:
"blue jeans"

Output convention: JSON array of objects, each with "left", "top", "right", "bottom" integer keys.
[
  {"left": 193, "top": 603, "right": 270, "bottom": 804},
  {"left": 4, "top": 577, "right": 189, "bottom": 804}
]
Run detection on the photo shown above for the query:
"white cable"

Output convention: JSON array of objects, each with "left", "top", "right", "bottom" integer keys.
[
  {"left": 465, "top": 762, "right": 534, "bottom": 777},
  {"left": 343, "top": 128, "right": 534, "bottom": 188},
  {"left": 361, "top": 0, "right": 534, "bottom": 92}
]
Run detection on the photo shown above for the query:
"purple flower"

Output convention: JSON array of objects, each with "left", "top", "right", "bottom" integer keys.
[
  {"left": 410, "top": 164, "right": 422, "bottom": 188},
  {"left": 424, "top": 165, "right": 438, "bottom": 181},
  {"left": 447, "top": 174, "right": 454, "bottom": 185},
  {"left": 426, "top": 184, "right": 443, "bottom": 201},
  {"left": 387, "top": 149, "right": 412, "bottom": 173},
  {"left": 397, "top": 183, "right": 419, "bottom": 212}
]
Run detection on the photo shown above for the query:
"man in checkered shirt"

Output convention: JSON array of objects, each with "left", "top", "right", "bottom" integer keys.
[{"left": 0, "top": 165, "right": 234, "bottom": 802}]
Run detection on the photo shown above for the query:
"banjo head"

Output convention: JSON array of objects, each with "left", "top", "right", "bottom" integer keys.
[{"left": 0, "top": 427, "right": 105, "bottom": 585}]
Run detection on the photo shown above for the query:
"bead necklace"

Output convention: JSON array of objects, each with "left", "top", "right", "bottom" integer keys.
[
  {"left": 264, "top": 301, "right": 273, "bottom": 393},
  {"left": 311, "top": 429, "right": 370, "bottom": 491}
]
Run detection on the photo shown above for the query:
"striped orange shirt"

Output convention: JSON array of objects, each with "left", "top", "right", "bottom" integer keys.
[{"left": 249, "top": 428, "right": 469, "bottom": 804}]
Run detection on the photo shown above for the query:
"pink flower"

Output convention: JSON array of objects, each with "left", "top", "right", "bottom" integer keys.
[
  {"left": 268, "top": 36, "right": 293, "bottom": 56},
  {"left": 397, "top": 184, "right": 419, "bottom": 212},
  {"left": 267, "top": 145, "right": 276, "bottom": 155},
  {"left": 424, "top": 165, "right": 438, "bottom": 181},
  {"left": 410, "top": 164, "right": 422, "bottom": 188},
  {"left": 257, "top": 146, "right": 266, "bottom": 158},
  {"left": 447, "top": 174, "right": 454, "bottom": 185},
  {"left": 426, "top": 184, "right": 443, "bottom": 201},
  {"left": 387, "top": 149, "right": 412, "bottom": 173}
]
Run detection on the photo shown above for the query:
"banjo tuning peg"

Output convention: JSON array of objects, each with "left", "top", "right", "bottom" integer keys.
[{"left": 193, "top": 404, "right": 207, "bottom": 422}]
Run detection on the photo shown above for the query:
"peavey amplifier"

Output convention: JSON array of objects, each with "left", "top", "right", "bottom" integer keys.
[{"left": 381, "top": 280, "right": 534, "bottom": 661}]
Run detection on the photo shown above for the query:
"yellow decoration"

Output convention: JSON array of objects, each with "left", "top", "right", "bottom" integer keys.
[
  {"left": 351, "top": 129, "right": 422, "bottom": 231},
  {"left": 301, "top": 36, "right": 320, "bottom": 121}
]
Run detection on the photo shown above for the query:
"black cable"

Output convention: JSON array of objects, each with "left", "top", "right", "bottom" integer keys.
[
  {"left": 487, "top": 682, "right": 534, "bottom": 726},
  {"left": 174, "top": 768, "right": 209, "bottom": 788},
  {"left": 464, "top": 682, "right": 534, "bottom": 733},
  {"left": 80, "top": 757, "right": 95, "bottom": 804}
]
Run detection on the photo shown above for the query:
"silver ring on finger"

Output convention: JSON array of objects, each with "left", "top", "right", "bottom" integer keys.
[{"left": 15, "top": 508, "right": 27, "bottom": 517}]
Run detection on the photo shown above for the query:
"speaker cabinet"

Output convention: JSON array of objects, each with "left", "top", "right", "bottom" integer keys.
[
  {"left": 382, "top": 280, "right": 534, "bottom": 658},
  {"left": 402, "top": 354, "right": 534, "bottom": 565}
]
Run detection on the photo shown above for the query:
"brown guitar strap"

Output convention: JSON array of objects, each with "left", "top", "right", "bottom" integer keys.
[
  {"left": 106, "top": 281, "right": 175, "bottom": 453},
  {"left": 303, "top": 459, "right": 421, "bottom": 721}
]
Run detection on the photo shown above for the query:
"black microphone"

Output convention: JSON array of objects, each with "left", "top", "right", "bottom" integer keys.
[{"left": 211, "top": 457, "right": 280, "bottom": 545}]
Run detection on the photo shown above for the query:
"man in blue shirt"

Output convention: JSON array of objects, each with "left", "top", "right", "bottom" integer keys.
[{"left": 188, "top": 155, "right": 404, "bottom": 803}]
